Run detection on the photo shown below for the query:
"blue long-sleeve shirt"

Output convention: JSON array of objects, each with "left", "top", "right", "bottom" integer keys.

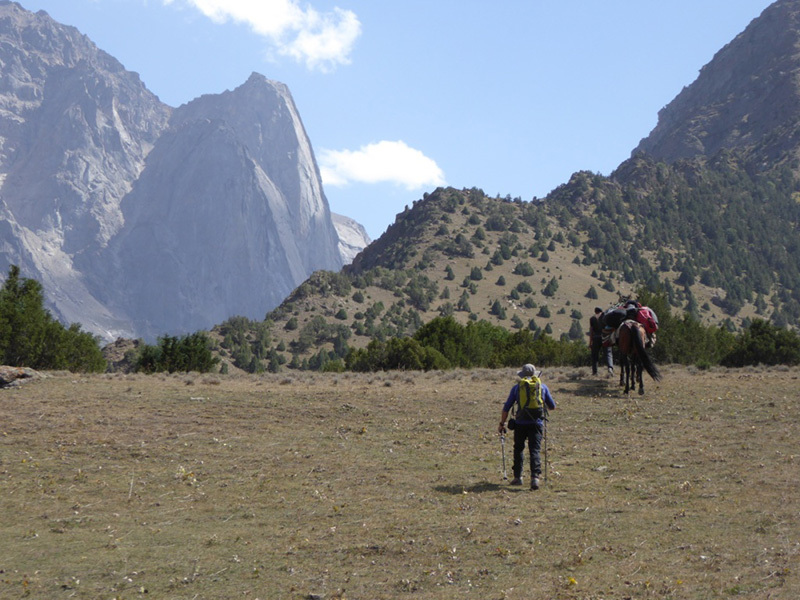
[{"left": 503, "top": 381, "right": 556, "bottom": 424}]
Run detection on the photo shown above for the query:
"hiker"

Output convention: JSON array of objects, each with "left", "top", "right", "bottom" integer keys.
[
  {"left": 589, "top": 306, "right": 613, "bottom": 376},
  {"left": 498, "top": 364, "right": 556, "bottom": 490}
]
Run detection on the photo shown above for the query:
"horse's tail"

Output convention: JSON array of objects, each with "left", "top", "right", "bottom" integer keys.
[{"left": 634, "top": 325, "right": 661, "bottom": 381}]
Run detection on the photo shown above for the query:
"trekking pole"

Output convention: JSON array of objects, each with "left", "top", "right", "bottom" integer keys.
[
  {"left": 540, "top": 369, "right": 549, "bottom": 486},
  {"left": 542, "top": 404, "right": 549, "bottom": 485},
  {"left": 500, "top": 433, "right": 508, "bottom": 480}
]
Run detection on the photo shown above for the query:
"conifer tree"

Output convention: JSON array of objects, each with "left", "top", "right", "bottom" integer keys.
[{"left": 0, "top": 265, "right": 105, "bottom": 371}]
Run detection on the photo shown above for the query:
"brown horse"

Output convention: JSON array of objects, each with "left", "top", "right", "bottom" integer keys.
[{"left": 617, "top": 320, "right": 661, "bottom": 395}]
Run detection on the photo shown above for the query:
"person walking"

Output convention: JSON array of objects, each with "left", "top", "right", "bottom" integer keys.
[
  {"left": 498, "top": 364, "right": 556, "bottom": 490},
  {"left": 589, "top": 306, "right": 613, "bottom": 376}
]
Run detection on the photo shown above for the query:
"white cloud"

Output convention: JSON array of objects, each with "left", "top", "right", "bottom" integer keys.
[
  {"left": 165, "top": 0, "right": 361, "bottom": 71},
  {"left": 319, "top": 141, "right": 446, "bottom": 190}
]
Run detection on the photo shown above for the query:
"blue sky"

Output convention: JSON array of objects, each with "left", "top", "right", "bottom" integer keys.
[{"left": 20, "top": 1, "right": 775, "bottom": 240}]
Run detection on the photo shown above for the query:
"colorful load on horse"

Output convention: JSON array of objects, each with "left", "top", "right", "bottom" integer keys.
[
  {"left": 635, "top": 306, "right": 659, "bottom": 337},
  {"left": 600, "top": 299, "right": 658, "bottom": 347}
]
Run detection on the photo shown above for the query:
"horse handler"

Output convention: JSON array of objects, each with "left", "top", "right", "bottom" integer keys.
[
  {"left": 498, "top": 364, "right": 557, "bottom": 490},
  {"left": 589, "top": 306, "right": 614, "bottom": 376}
]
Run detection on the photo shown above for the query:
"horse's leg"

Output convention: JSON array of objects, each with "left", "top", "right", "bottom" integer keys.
[
  {"left": 637, "top": 360, "right": 645, "bottom": 395},
  {"left": 629, "top": 361, "right": 635, "bottom": 395},
  {"left": 624, "top": 355, "right": 632, "bottom": 394},
  {"left": 619, "top": 353, "right": 626, "bottom": 388}
]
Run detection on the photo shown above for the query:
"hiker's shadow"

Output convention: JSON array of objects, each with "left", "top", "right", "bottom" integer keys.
[{"left": 434, "top": 482, "right": 503, "bottom": 494}]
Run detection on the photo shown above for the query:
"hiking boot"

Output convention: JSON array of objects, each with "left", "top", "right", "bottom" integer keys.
[
  {"left": 530, "top": 477, "right": 540, "bottom": 490},
  {"left": 510, "top": 477, "right": 523, "bottom": 486}
]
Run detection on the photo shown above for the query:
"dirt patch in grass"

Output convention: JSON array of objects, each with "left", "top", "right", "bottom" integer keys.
[{"left": 1, "top": 366, "right": 798, "bottom": 599}]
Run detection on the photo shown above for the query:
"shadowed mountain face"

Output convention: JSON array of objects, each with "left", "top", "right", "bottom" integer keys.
[
  {"left": 0, "top": 2, "right": 346, "bottom": 340},
  {"left": 634, "top": 0, "right": 800, "bottom": 167}
]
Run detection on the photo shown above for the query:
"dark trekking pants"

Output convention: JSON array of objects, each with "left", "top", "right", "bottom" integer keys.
[
  {"left": 591, "top": 337, "right": 613, "bottom": 374},
  {"left": 512, "top": 421, "right": 543, "bottom": 479}
]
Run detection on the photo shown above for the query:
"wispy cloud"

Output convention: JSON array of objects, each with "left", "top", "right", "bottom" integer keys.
[
  {"left": 319, "top": 141, "right": 446, "bottom": 190},
  {"left": 165, "top": 0, "right": 361, "bottom": 71}
]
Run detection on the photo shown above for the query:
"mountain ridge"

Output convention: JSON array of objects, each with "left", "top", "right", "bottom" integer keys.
[
  {"left": 634, "top": 0, "right": 800, "bottom": 167},
  {"left": 0, "top": 2, "right": 365, "bottom": 341}
]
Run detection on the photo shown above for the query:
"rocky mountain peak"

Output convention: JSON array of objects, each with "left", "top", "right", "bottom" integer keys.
[
  {"left": 170, "top": 72, "right": 329, "bottom": 236},
  {"left": 0, "top": 3, "right": 361, "bottom": 341},
  {"left": 96, "top": 72, "right": 345, "bottom": 339},
  {"left": 634, "top": 0, "right": 800, "bottom": 166}
]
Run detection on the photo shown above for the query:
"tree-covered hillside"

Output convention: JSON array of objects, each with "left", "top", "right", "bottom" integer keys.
[
  {"left": 557, "top": 152, "right": 800, "bottom": 324},
  {"left": 207, "top": 152, "right": 800, "bottom": 372}
]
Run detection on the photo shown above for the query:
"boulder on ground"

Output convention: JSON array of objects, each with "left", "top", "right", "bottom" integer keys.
[{"left": 0, "top": 366, "right": 39, "bottom": 387}]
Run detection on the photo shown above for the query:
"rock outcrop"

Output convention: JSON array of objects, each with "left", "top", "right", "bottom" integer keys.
[{"left": 0, "top": 365, "right": 39, "bottom": 387}]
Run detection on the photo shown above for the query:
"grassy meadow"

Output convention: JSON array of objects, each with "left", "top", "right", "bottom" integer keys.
[{"left": 0, "top": 365, "right": 798, "bottom": 599}]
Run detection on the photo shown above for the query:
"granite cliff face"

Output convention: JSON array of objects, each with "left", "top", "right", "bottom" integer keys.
[
  {"left": 634, "top": 0, "right": 800, "bottom": 167},
  {"left": 0, "top": 2, "right": 354, "bottom": 340},
  {"left": 90, "top": 74, "right": 344, "bottom": 339}
]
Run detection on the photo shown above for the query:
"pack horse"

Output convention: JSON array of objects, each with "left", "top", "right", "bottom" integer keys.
[
  {"left": 602, "top": 299, "right": 661, "bottom": 395},
  {"left": 617, "top": 319, "right": 661, "bottom": 395}
]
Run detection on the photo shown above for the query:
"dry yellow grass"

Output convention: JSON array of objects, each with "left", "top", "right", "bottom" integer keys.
[{"left": 1, "top": 366, "right": 798, "bottom": 599}]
